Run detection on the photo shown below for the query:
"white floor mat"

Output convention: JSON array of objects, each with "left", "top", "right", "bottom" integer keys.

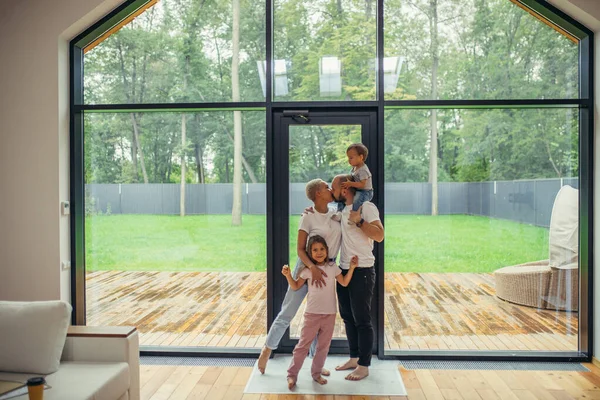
[{"left": 244, "top": 355, "right": 407, "bottom": 396}]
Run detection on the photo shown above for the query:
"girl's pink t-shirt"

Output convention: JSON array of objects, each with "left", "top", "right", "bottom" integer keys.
[{"left": 299, "top": 262, "right": 342, "bottom": 315}]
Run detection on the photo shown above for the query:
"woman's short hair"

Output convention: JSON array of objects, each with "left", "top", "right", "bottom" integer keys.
[{"left": 305, "top": 179, "right": 325, "bottom": 202}]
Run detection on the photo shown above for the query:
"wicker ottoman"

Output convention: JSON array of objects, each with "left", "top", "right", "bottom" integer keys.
[{"left": 494, "top": 263, "right": 552, "bottom": 308}]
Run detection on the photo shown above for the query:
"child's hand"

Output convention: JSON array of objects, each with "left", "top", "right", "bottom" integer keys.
[
  {"left": 341, "top": 181, "right": 352, "bottom": 189},
  {"left": 350, "top": 255, "right": 359, "bottom": 269},
  {"left": 282, "top": 265, "right": 291, "bottom": 277}
]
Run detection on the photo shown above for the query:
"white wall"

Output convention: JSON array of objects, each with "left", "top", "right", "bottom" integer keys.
[
  {"left": 0, "top": 0, "right": 598, "bottom": 356},
  {"left": 0, "top": 0, "right": 120, "bottom": 301}
]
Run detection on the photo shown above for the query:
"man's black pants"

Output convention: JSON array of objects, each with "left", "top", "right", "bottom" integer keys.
[{"left": 336, "top": 267, "right": 375, "bottom": 367}]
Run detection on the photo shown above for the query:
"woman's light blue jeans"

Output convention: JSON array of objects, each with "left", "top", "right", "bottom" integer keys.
[{"left": 265, "top": 257, "right": 318, "bottom": 356}]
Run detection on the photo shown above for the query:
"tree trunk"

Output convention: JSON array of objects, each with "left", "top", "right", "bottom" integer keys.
[
  {"left": 180, "top": 113, "right": 187, "bottom": 216},
  {"left": 130, "top": 113, "right": 149, "bottom": 184},
  {"left": 131, "top": 129, "right": 138, "bottom": 183},
  {"left": 225, "top": 157, "right": 230, "bottom": 183},
  {"left": 180, "top": 56, "right": 190, "bottom": 217},
  {"left": 222, "top": 126, "right": 258, "bottom": 183},
  {"left": 428, "top": 0, "right": 439, "bottom": 216},
  {"left": 365, "top": 0, "right": 373, "bottom": 19},
  {"left": 231, "top": 0, "right": 243, "bottom": 226},
  {"left": 194, "top": 143, "right": 205, "bottom": 183}
]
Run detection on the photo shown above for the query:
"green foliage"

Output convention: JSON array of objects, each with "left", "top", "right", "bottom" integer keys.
[{"left": 83, "top": 0, "right": 579, "bottom": 185}]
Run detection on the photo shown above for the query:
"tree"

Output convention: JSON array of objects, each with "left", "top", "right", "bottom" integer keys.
[{"left": 231, "top": 0, "right": 243, "bottom": 225}]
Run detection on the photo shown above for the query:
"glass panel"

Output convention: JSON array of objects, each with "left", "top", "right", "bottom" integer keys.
[
  {"left": 384, "top": 0, "right": 578, "bottom": 100},
  {"left": 84, "top": 111, "right": 267, "bottom": 348},
  {"left": 384, "top": 108, "right": 579, "bottom": 352},
  {"left": 288, "top": 124, "right": 361, "bottom": 340},
  {"left": 83, "top": 0, "right": 266, "bottom": 104},
  {"left": 273, "top": 0, "right": 377, "bottom": 101}
]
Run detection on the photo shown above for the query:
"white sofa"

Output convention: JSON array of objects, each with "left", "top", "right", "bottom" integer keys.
[{"left": 0, "top": 301, "right": 139, "bottom": 400}]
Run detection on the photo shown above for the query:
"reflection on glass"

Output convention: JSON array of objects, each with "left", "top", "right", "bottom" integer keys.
[
  {"left": 288, "top": 124, "right": 361, "bottom": 340},
  {"left": 383, "top": 57, "right": 404, "bottom": 93},
  {"left": 84, "top": 111, "right": 267, "bottom": 348},
  {"left": 384, "top": 0, "right": 578, "bottom": 100},
  {"left": 319, "top": 57, "right": 342, "bottom": 97},
  {"left": 383, "top": 108, "right": 579, "bottom": 352},
  {"left": 258, "top": 60, "right": 289, "bottom": 97},
  {"left": 274, "top": 0, "right": 376, "bottom": 101}
]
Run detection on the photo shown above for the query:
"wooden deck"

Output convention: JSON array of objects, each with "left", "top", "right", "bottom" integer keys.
[{"left": 86, "top": 271, "right": 578, "bottom": 351}]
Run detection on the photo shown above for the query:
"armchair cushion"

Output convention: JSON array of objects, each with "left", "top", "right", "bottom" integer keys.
[{"left": 0, "top": 301, "right": 71, "bottom": 374}]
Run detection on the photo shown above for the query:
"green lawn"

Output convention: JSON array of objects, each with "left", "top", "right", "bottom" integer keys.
[{"left": 85, "top": 214, "right": 549, "bottom": 273}]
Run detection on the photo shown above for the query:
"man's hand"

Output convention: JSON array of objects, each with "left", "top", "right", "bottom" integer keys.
[
  {"left": 302, "top": 206, "right": 315, "bottom": 216},
  {"left": 349, "top": 206, "right": 363, "bottom": 225},
  {"left": 341, "top": 181, "right": 353, "bottom": 189},
  {"left": 310, "top": 266, "right": 328, "bottom": 288}
]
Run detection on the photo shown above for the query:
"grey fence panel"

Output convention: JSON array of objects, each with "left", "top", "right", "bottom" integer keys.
[
  {"left": 290, "top": 183, "right": 311, "bottom": 215},
  {"left": 86, "top": 184, "right": 121, "bottom": 214},
  {"left": 119, "top": 184, "right": 161, "bottom": 214},
  {"left": 438, "top": 182, "right": 468, "bottom": 214},
  {"left": 248, "top": 184, "right": 266, "bottom": 214},
  {"left": 185, "top": 185, "right": 207, "bottom": 214},
  {"left": 564, "top": 178, "right": 579, "bottom": 189},
  {"left": 206, "top": 184, "right": 233, "bottom": 214},
  {"left": 86, "top": 179, "right": 577, "bottom": 226},
  {"left": 159, "top": 184, "right": 178, "bottom": 215},
  {"left": 480, "top": 182, "right": 493, "bottom": 217},
  {"left": 468, "top": 183, "right": 482, "bottom": 216},
  {"left": 534, "top": 180, "right": 561, "bottom": 228},
  {"left": 493, "top": 181, "right": 515, "bottom": 222},
  {"left": 385, "top": 183, "right": 431, "bottom": 214}
]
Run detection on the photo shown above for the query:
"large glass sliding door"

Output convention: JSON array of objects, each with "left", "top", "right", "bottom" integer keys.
[{"left": 271, "top": 110, "right": 380, "bottom": 353}]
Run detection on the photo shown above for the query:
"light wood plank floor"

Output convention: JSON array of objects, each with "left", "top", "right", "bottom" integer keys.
[
  {"left": 140, "top": 363, "right": 600, "bottom": 400},
  {"left": 86, "top": 271, "right": 578, "bottom": 351}
]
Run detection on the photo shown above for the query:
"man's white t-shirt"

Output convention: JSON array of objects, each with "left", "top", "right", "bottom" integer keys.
[
  {"left": 340, "top": 201, "right": 380, "bottom": 269},
  {"left": 298, "top": 208, "right": 342, "bottom": 260}
]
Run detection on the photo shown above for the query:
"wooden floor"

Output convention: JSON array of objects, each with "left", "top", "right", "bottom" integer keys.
[
  {"left": 86, "top": 271, "right": 578, "bottom": 351},
  {"left": 140, "top": 363, "right": 600, "bottom": 400}
]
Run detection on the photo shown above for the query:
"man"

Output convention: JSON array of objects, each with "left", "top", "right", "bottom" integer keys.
[
  {"left": 331, "top": 174, "right": 384, "bottom": 381},
  {"left": 257, "top": 179, "right": 342, "bottom": 374}
]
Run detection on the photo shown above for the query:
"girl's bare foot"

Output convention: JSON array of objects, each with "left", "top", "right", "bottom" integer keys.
[
  {"left": 313, "top": 375, "right": 328, "bottom": 385},
  {"left": 335, "top": 358, "right": 358, "bottom": 371},
  {"left": 345, "top": 365, "right": 369, "bottom": 381},
  {"left": 287, "top": 376, "right": 297, "bottom": 390},
  {"left": 321, "top": 368, "right": 330, "bottom": 376},
  {"left": 257, "top": 347, "right": 271, "bottom": 374}
]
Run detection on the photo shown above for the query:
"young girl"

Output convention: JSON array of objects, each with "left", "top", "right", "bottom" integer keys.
[{"left": 282, "top": 235, "right": 358, "bottom": 389}]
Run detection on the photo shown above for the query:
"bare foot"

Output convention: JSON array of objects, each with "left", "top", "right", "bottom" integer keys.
[
  {"left": 346, "top": 365, "right": 369, "bottom": 381},
  {"left": 313, "top": 375, "right": 328, "bottom": 385},
  {"left": 257, "top": 347, "right": 271, "bottom": 374},
  {"left": 287, "top": 376, "right": 297, "bottom": 390},
  {"left": 321, "top": 368, "right": 330, "bottom": 376},
  {"left": 335, "top": 358, "right": 358, "bottom": 371}
]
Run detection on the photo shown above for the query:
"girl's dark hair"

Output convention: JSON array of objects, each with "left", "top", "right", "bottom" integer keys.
[{"left": 307, "top": 235, "right": 329, "bottom": 265}]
